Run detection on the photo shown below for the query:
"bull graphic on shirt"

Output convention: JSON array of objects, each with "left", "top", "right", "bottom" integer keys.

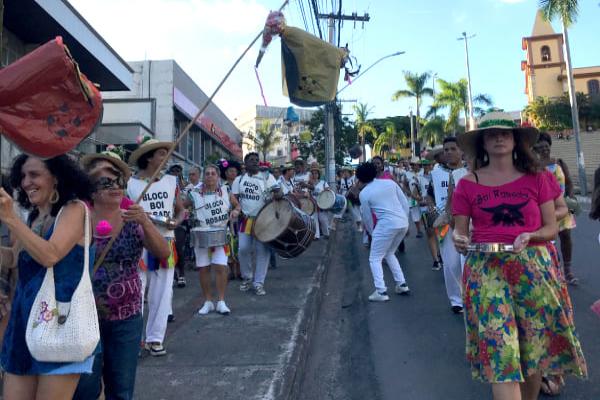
[{"left": 479, "top": 200, "right": 529, "bottom": 227}]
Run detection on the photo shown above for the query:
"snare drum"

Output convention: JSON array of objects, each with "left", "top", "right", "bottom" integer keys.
[
  {"left": 316, "top": 189, "right": 346, "bottom": 214},
  {"left": 192, "top": 228, "right": 228, "bottom": 248}
]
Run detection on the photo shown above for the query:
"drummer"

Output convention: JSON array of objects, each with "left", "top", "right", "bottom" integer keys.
[
  {"left": 293, "top": 157, "right": 313, "bottom": 191},
  {"left": 278, "top": 163, "right": 296, "bottom": 195},
  {"left": 310, "top": 162, "right": 330, "bottom": 239},
  {"left": 185, "top": 165, "right": 241, "bottom": 315},
  {"left": 231, "top": 152, "right": 282, "bottom": 296},
  {"left": 127, "top": 137, "right": 185, "bottom": 357}
]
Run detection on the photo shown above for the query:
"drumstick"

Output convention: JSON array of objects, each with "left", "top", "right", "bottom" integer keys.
[{"left": 92, "top": 0, "right": 290, "bottom": 272}]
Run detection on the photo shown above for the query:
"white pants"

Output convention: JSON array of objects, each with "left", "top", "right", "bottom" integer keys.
[
  {"left": 139, "top": 262, "right": 175, "bottom": 344},
  {"left": 409, "top": 207, "right": 421, "bottom": 223},
  {"left": 368, "top": 226, "right": 408, "bottom": 292},
  {"left": 440, "top": 227, "right": 464, "bottom": 307},
  {"left": 349, "top": 204, "right": 362, "bottom": 223},
  {"left": 318, "top": 211, "right": 330, "bottom": 237},
  {"left": 312, "top": 212, "right": 320, "bottom": 239},
  {"left": 238, "top": 232, "right": 270, "bottom": 285}
]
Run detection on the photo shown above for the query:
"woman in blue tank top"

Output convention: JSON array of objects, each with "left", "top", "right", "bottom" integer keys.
[{"left": 0, "top": 154, "right": 95, "bottom": 400}]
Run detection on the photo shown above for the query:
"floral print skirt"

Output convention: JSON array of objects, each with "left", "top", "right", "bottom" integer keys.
[{"left": 463, "top": 245, "right": 587, "bottom": 383}]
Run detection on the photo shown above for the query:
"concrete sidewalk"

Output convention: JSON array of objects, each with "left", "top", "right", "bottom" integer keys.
[{"left": 135, "top": 233, "right": 333, "bottom": 400}]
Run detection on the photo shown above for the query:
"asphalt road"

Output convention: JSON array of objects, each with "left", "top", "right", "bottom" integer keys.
[{"left": 302, "top": 211, "right": 600, "bottom": 400}]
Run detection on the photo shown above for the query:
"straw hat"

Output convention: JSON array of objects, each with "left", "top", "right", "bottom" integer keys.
[
  {"left": 409, "top": 156, "right": 421, "bottom": 164},
  {"left": 81, "top": 150, "right": 131, "bottom": 180},
  {"left": 128, "top": 137, "right": 172, "bottom": 167},
  {"left": 282, "top": 162, "right": 295, "bottom": 171},
  {"left": 310, "top": 162, "right": 321, "bottom": 171},
  {"left": 293, "top": 157, "right": 306, "bottom": 165},
  {"left": 457, "top": 112, "right": 538, "bottom": 157}
]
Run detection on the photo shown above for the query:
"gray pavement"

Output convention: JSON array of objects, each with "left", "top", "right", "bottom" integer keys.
[
  {"left": 362, "top": 212, "right": 600, "bottom": 400},
  {"left": 135, "top": 235, "right": 332, "bottom": 400}
]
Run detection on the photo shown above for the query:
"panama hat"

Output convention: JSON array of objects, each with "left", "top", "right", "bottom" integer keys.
[
  {"left": 128, "top": 137, "right": 172, "bottom": 167},
  {"left": 457, "top": 112, "right": 539, "bottom": 157},
  {"left": 282, "top": 162, "right": 295, "bottom": 171},
  {"left": 409, "top": 156, "right": 421, "bottom": 164},
  {"left": 81, "top": 149, "right": 131, "bottom": 180},
  {"left": 310, "top": 161, "right": 321, "bottom": 171},
  {"left": 293, "top": 157, "right": 306, "bottom": 165}
]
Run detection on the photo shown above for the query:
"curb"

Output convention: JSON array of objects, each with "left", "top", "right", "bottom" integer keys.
[{"left": 265, "top": 229, "right": 337, "bottom": 400}]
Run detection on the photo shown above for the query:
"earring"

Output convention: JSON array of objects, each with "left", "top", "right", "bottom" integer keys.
[
  {"left": 49, "top": 189, "right": 60, "bottom": 204},
  {"left": 483, "top": 152, "right": 489, "bottom": 163},
  {"left": 512, "top": 150, "right": 518, "bottom": 161}
]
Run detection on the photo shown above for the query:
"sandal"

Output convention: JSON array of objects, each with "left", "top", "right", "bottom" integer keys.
[
  {"left": 540, "top": 376, "right": 564, "bottom": 396},
  {"left": 565, "top": 272, "right": 579, "bottom": 286}
]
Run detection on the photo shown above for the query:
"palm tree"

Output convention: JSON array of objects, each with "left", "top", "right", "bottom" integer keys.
[
  {"left": 249, "top": 120, "right": 282, "bottom": 161},
  {"left": 373, "top": 122, "right": 406, "bottom": 158},
  {"left": 353, "top": 102, "right": 377, "bottom": 162},
  {"left": 419, "top": 116, "right": 448, "bottom": 147},
  {"left": 539, "top": 0, "right": 586, "bottom": 193},
  {"left": 392, "top": 71, "right": 434, "bottom": 146},
  {"left": 433, "top": 78, "right": 492, "bottom": 133}
]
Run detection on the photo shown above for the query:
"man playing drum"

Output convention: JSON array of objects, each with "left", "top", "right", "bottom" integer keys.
[
  {"left": 127, "top": 137, "right": 185, "bottom": 357},
  {"left": 309, "top": 162, "right": 329, "bottom": 239},
  {"left": 278, "top": 163, "right": 296, "bottom": 195},
  {"left": 231, "top": 153, "right": 282, "bottom": 296},
  {"left": 185, "top": 165, "right": 241, "bottom": 315}
]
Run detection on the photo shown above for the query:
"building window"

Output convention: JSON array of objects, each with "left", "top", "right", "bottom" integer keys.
[
  {"left": 588, "top": 79, "right": 600, "bottom": 97},
  {"left": 541, "top": 46, "right": 551, "bottom": 62}
]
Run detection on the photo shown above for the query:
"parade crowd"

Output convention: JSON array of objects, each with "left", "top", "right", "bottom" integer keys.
[{"left": 0, "top": 113, "right": 596, "bottom": 400}]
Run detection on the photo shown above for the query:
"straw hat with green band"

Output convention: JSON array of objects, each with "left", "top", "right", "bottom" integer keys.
[
  {"left": 128, "top": 136, "right": 172, "bottom": 167},
  {"left": 282, "top": 162, "right": 295, "bottom": 171},
  {"left": 81, "top": 147, "right": 131, "bottom": 180},
  {"left": 457, "top": 111, "right": 539, "bottom": 157}
]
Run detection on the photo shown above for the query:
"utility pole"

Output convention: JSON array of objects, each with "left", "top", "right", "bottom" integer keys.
[
  {"left": 318, "top": 11, "right": 370, "bottom": 188},
  {"left": 409, "top": 109, "right": 415, "bottom": 158},
  {"left": 458, "top": 32, "right": 476, "bottom": 131}
]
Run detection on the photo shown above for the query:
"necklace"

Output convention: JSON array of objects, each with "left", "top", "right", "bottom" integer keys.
[{"left": 32, "top": 213, "right": 53, "bottom": 237}]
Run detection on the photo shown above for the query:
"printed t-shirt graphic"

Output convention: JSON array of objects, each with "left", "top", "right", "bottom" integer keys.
[
  {"left": 278, "top": 176, "right": 295, "bottom": 195},
  {"left": 452, "top": 173, "right": 560, "bottom": 244},
  {"left": 188, "top": 184, "right": 231, "bottom": 230},
  {"left": 127, "top": 174, "right": 178, "bottom": 238},
  {"left": 430, "top": 167, "right": 468, "bottom": 210},
  {"left": 232, "top": 172, "right": 278, "bottom": 217}
]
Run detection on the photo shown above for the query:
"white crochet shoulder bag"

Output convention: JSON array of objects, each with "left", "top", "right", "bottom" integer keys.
[{"left": 25, "top": 200, "right": 100, "bottom": 362}]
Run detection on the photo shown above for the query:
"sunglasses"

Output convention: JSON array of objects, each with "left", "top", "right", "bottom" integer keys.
[{"left": 94, "top": 176, "right": 125, "bottom": 191}]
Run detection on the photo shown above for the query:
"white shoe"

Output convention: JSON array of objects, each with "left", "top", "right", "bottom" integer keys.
[
  {"left": 198, "top": 301, "right": 215, "bottom": 315},
  {"left": 216, "top": 300, "right": 231, "bottom": 315},
  {"left": 368, "top": 290, "right": 389, "bottom": 302},
  {"left": 395, "top": 283, "right": 410, "bottom": 295}
]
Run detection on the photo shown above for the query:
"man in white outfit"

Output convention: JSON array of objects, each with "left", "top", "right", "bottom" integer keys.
[
  {"left": 427, "top": 137, "right": 468, "bottom": 314},
  {"left": 127, "top": 138, "right": 185, "bottom": 357},
  {"left": 232, "top": 152, "right": 281, "bottom": 296},
  {"left": 357, "top": 162, "right": 411, "bottom": 301}
]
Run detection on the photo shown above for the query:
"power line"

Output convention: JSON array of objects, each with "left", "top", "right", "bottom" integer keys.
[{"left": 310, "top": 0, "right": 324, "bottom": 39}]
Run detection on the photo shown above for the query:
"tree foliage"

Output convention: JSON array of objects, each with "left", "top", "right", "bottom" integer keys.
[
  {"left": 539, "top": 0, "right": 578, "bottom": 27},
  {"left": 373, "top": 122, "right": 407, "bottom": 157},
  {"left": 433, "top": 78, "right": 492, "bottom": 133},
  {"left": 392, "top": 71, "right": 433, "bottom": 129},
  {"left": 246, "top": 120, "right": 282, "bottom": 161},
  {"left": 524, "top": 93, "right": 600, "bottom": 131}
]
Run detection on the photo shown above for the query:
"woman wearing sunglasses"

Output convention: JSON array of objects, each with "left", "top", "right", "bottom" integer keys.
[{"left": 74, "top": 150, "right": 169, "bottom": 400}]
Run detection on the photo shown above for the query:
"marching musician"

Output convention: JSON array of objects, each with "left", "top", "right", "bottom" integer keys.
[
  {"left": 339, "top": 167, "right": 362, "bottom": 232},
  {"left": 278, "top": 163, "right": 296, "bottom": 196},
  {"left": 420, "top": 159, "right": 443, "bottom": 271},
  {"left": 405, "top": 157, "right": 426, "bottom": 238},
  {"left": 168, "top": 164, "right": 188, "bottom": 288},
  {"left": 185, "top": 165, "right": 241, "bottom": 316},
  {"left": 231, "top": 152, "right": 281, "bottom": 296},
  {"left": 127, "top": 137, "right": 185, "bottom": 357},
  {"left": 217, "top": 160, "right": 242, "bottom": 280},
  {"left": 426, "top": 137, "right": 468, "bottom": 314},
  {"left": 309, "top": 162, "right": 330, "bottom": 239},
  {"left": 292, "top": 158, "right": 313, "bottom": 192}
]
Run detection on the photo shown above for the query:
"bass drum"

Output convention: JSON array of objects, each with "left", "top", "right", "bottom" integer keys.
[{"left": 252, "top": 198, "right": 316, "bottom": 259}]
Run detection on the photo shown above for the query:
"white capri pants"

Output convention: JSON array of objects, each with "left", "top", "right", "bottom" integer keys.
[
  {"left": 439, "top": 227, "right": 464, "bottom": 307},
  {"left": 368, "top": 225, "right": 408, "bottom": 293}
]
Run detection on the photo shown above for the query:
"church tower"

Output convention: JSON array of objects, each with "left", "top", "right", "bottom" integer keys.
[{"left": 521, "top": 11, "right": 565, "bottom": 102}]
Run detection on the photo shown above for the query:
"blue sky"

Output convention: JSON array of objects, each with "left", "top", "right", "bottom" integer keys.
[{"left": 70, "top": 0, "right": 599, "bottom": 122}]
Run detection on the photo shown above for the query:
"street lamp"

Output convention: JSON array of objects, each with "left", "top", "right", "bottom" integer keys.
[
  {"left": 458, "top": 32, "right": 476, "bottom": 131},
  {"left": 337, "top": 51, "right": 406, "bottom": 95}
]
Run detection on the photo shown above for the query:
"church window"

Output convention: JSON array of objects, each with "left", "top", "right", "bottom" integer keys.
[
  {"left": 541, "top": 46, "right": 551, "bottom": 62},
  {"left": 588, "top": 79, "right": 600, "bottom": 97}
]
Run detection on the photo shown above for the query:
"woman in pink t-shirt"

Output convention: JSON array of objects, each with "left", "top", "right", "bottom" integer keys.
[{"left": 451, "top": 120, "right": 587, "bottom": 399}]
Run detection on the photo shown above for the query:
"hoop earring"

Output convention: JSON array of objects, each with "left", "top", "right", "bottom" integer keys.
[{"left": 49, "top": 189, "right": 60, "bottom": 204}]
